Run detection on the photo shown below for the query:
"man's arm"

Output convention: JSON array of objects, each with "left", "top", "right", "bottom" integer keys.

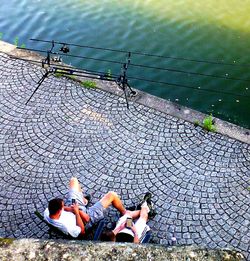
[
  {"left": 64, "top": 205, "right": 90, "bottom": 224},
  {"left": 79, "top": 210, "right": 90, "bottom": 223},
  {"left": 131, "top": 225, "right": 140, "bottom": 244},
  {"left": 64, "top": 206, "right": 73, "bottom": 212},
  {"left": 72, "top": 205, "right": 85, "bottom": 235},
  {"left": 133, "top": 233, "right": 140, "bottom": 243},
  {"left": 112, "top": 220, "right": 126, "bottom": 236}
]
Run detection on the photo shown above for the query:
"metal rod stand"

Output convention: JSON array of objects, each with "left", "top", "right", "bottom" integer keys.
[{"left": 25, "top": 70, "right": 50, "bottom": 105}]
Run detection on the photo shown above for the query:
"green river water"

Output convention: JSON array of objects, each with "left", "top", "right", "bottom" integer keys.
[{"left": 0, "top": 0, "right": 250, "bottom": 128}]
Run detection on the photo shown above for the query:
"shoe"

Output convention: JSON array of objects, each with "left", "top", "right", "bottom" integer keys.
[
  {"left": 148, "top": 202, "right": 157, "bottom": 219},
  {"left": 136, "top": 192, "right": 152, "bottom": 210},
  {"left": 143, "top": 192, "right": 152, "bottom": 205},
  {"left": 148, "top": 210, "right": 157, "bottom": 219},
  {"left": 141, "top": 193, "right": 157, "bottom": 219},
  {"left": 84, "top": 194, "right": 91, "bottom": 206}
]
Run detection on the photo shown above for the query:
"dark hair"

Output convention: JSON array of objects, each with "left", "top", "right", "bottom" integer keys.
[
  {"left": 116, "top": 232, "right": 134, "bottom": 243},
  {"left": 100, "top": 230, "right": 116, "bottom": 242},
  {"left": 48, "top": 198, "right": 63, "bottom": 215}
]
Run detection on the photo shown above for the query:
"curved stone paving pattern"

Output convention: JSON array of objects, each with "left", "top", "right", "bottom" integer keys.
[{"left": 0, "top": 53, "right": 249, "bottom": 259}]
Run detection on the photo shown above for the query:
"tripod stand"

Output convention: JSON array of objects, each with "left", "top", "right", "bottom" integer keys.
[
  {"left": 25, "top": 40, "right": 58, "bottom": 105},
  {"left": 116, "top": 52, "right": 137, "bottom": 109},
  {"left": 24, "top": 40, "right": 137, "bottom": 108}
]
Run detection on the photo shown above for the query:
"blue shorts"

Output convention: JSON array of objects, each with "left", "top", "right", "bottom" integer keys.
[
  {"left": 65, "top": 189, "right": 87, "bottom": 211},
  {"left": 66, "top": 189, "right": 105, "bottom": 228},
  {"left": 86, "top": 201, "right": 105, "bottom": 228}
]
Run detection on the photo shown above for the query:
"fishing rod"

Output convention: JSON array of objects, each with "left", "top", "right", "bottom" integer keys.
[
  {"left": 17, "top": 47, "right": 123, "bottom": 65},
  {"left": 19, "top": 41, "right": 136, "bottom": 107},
  {"left": 9, "top": 54, "right": 250, "bottom": 101},
  {"left": 18, "top": 46, "right": 250, "bottom": 83},
  {"left": 30, "top": 38, "right": 250, "bottom": 67},
  {"left": 128, "top": 75, "right": 250, "bottom": 98},
  {"left": 14, "top": 40, "right": 250, "bottom": 104},
  {"left": 8, "top": 55, "right": 121, "bottom": 78},
  {"left": 129, "top": 63, "right": 250, "bottom": 83}
]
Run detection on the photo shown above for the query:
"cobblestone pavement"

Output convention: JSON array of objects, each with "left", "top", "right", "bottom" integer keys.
[{"left": 0, "top": 53, "right": 249, "bottom": 259}]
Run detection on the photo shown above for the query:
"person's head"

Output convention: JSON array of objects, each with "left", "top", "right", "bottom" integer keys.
[
  {"left": 100, "top": 230, "right": 116, "bottom": 242},
  {"left": 48, "top": 198, "right": 64, "bottom": 216},
  {"left": 116, "top": 232, "right": 134, "bottom": 243}
]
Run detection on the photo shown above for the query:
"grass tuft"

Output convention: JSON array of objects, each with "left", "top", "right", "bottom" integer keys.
[
  {"left": 203, "top": 115, "right": 216, "bottom": 132},
  {"left": 81, "top": 80, "right": 97, "bottom": 89}
]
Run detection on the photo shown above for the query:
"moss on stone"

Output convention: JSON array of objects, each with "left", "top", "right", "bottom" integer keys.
[{"left": 0, "top": 238, "right": 15, "bottom": 247}]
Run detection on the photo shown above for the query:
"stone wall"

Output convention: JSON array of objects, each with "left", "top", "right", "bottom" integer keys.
[{"left": 0, "top": 239, "right": 245, "bottom": 261}]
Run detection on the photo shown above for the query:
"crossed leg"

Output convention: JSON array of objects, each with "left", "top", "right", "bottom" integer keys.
[
  {"left": 100, "top": 191, "right": 126, "bottom": 215},
  {"left": 69, "top": 177, "right": 88, "bottom": 205},
  {"left": 137, "top": 202, "right": 149, "bottom": 222},
  {"left": 125, "top": 202, "right": 149, "bottom": 222},
  {"left": 70, "top": 177, "right": 126, "bottom": 215}
]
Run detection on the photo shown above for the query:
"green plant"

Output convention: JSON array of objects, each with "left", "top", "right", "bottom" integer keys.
[
  {"left": 54, "top": 69, "right": 66, "bottom": 78},
  {"left": 13, "top": 36, "right": 26, "bottom": 48},
  {"left": 202, "top": 115, "right": 216, "bottom": 132},
  {"left": 54, "top": 70, "right": 76, "bottom": 80},
  {"left": 14, "top": 36, "right": 19, "bottom": 46},
  {"left": 54, "top": 72, "right": 64, "bottom": 78},
  {"left": 81, "top": 80, "right": 97, "bottom": 89},
  {"left": 0, "top": 32, "right": 3, "bottom": 40},
  {"left": 107, "top": 69, "right": 112, "bottom": 80}
]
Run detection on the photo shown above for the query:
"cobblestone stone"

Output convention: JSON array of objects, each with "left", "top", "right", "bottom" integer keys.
[{"left": 0, "top": 53, "right": 249, "bottom": 259}]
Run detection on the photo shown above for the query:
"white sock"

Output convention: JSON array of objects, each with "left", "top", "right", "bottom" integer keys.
[{"left": 141, "top": 202, "right": 150, "bottom": 213}]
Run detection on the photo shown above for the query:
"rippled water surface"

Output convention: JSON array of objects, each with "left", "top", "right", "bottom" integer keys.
[{"left": 1, "top": 0, "right": 250, "bottom": 128}]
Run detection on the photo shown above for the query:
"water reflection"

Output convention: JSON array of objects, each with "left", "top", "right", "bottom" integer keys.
[{"left": 0, "top": 0, "right": 249, "bottom": 128}]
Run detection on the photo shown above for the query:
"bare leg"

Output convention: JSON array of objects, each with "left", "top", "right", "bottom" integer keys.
[
  {"left": 69, "top": 177, "right": 88, "bottom": 205},
  {"left": 138, "top": 202, "right": 149, "bottom": 222},
  {"left": 100, "top": 191, "right": 126, "bottom": 215},
  {"left": 125, "top": 203, "right": 149, "bottom": 221},
  {"left": 69, "top": 177, "right": 81, "bottom": 192},
  {"left": 126, "top": 202, "right": 150, "bottom": 220},
  {"left": 125, "top": 210, "right": 141, "bottom": 219}
]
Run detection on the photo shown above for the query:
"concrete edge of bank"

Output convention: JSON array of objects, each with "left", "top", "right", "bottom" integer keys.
[
  {"left": 0, "top": 238, "right": 246, "bottom": 261},
  {"left": 1, "top": 40, "right": 249, "bottom": 145}
]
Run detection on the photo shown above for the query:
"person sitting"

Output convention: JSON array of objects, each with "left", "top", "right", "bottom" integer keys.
[
  {"left": 44, "top": 177, "right": 126, "bottom": 238},
  {"left": 101, "top": 193, "right": 154, "bottom": 243}
]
